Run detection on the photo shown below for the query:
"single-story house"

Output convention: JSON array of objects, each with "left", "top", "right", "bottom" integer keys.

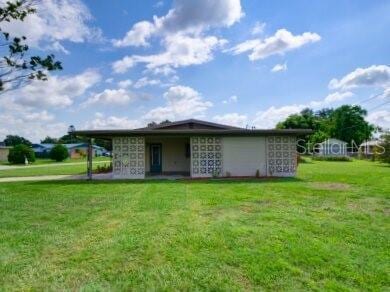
[
  {"left": 0, "top": 145, "right": 11, "bottom": 162},
  {"left": 74, "top": 119, "right": 311, "bottom": 179},
  {"left": 359, "top": 140, "right": 382, "bottom": 156},
  {"left": 32, "top": 143, "right": 107, "bottom": 159},
  {"left": 317, "top": 138, "right": 348, "bottom": 156}
]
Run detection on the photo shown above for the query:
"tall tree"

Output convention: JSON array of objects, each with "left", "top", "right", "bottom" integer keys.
[
  {"left": 328, "top": 105, "right": 374, "bottom": 146},
  {"left": 0, "top": 0, "right": 62, "bottom": 92},
  {"left": 3, "top": 134, "right": 31, "bottom": 146}
]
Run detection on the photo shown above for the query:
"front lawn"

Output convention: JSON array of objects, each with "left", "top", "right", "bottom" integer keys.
[{"left": 0, "top": 160, "right": 388, "bottom": 290}]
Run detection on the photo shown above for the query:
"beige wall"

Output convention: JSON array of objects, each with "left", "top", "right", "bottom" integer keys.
[
  {"left": 145, "top": 137, "right": 190, "bottom": 173},
  {"left": 0, "top": 148, "right": 10, "bottom": 162},
  {"left": 222, "top": 137, "right": 267, "bottom": 177}
]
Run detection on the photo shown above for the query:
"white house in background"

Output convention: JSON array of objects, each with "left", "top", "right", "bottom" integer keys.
[
  {"left": 74, "top": 119, "right": 311, "bottom": 179},
  {"left": 318, "top": 138, "right": 348, "bottom": 156},
  {"left": 359, "top": 140, "right": 382, "bottom": 155}
]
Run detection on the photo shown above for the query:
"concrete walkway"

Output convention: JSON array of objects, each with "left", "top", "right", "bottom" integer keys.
[
  {"left": 0, "top": 160, "right": 111, "bottom": 170},
  {"left": 0, "top": 174, "right": 86, "bottom": 183}
]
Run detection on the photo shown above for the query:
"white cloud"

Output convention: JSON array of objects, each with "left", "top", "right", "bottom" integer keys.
[
  {"left": 322, "top": 91, "right": 353, "bottom": 103},
  {"left": 9, "top": 69, "right": 101, "bottom": 108},
  {"left": 252, "top": 21, "right": 266, "bottom": 35},
  {"left": 252, "top": 104, "right": 306, "bottom": 128},
  {"left": 144, "top": 85, "right": 212, "bottom": 121},
  {"left": 118, "top": 79, "right": 133, "bottom": 88},
  {"left": 83, "top": 88, "right": 137, "bottom": 106},
  {"left": 84, "top": 113, "right": 142, "bottom": 129},
  {"left": 112, "top": 0, "right": 241, "bottom": 73},
  {"left": 271, "top": 63, "right": 287, "bottom": 72},
  {"left": 113, "top": 34, "right": 227, "bottom": 73},
  {"left": 113, "top": 0, "right": 243, "bottom": 48},
  {"left": 0, "top": 0, "right": 102, "bottom": 52},
  {"left": 222, "top": 95, "right": 238, "bottom": 104},
  {"left": 113, "top": 21, "right": 155, "bottom": 47},
  {"left": 329, "top": 65, "right": 390, "bottom": 90},
  {"left": 213, "top": 113, "right": 247, "bottom": 127},
  {"left": 229, "top": 29, "right": 321, "bottom": 61},
  {"left": 367, "top": 110, "right": 390, "bottom": 128},
  {"left": 133, "top": 77, "right": 161, "bottom": 88}
]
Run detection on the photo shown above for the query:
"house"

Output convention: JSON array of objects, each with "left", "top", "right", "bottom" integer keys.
[
  {"left": 359, "top": 140, "right": 382, "bottom": 156},
  {"left": 317, "top": 138, "right": 348, "bottom": 156},
  {"left": 0, "top": 145, "right": 11, "bottom": 162},
  {"left": 74, "top": 119, "right": 311, "bottom": 179},
  {"left": 32, "top": 143, "right": 107, "bottom": 159}
]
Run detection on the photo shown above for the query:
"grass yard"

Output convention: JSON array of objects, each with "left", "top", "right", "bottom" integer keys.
[
  {"left": 0, "top": 160, "right": 111, "bottom": 178},
  {"left": 0, "top": 156, "right": 110, "bottom": 166},
  {"left": 0, "top": 160, "right": 389, "bottom": 290}
]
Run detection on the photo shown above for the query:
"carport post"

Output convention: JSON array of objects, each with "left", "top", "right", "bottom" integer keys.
[{"left": 87, "top": 138, "right": 93, "bottom": 180}]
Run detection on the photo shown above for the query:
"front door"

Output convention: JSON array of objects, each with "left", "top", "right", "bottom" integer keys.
[{"left": 150, "top": 144, "right": 162, "bottom": 173}]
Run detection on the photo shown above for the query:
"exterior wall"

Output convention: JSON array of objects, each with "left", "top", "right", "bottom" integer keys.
[
  {"left": 190, "top": 137, "right": 223, "bottom": 178},
  {"left": 145, "top": 137, "right": 190, "bottom": 173},
  {"left": 112, "top": 137, "right": 145, "bottom": 179},
  {"left": 222, "top": 137, "right": 267, "bottom": 177},
  {"left": 266, "top": 136, "right": 297, "bottom": 177},
  {"left": 0, "top": 148, "right": 10, "bottom": 162}
]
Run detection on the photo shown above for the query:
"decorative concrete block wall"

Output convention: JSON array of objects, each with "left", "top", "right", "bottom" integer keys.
[
  {"left": 266, "top": 136, "right": 297, "bottom": 177},
  {"left": 190, "top": 137, "right": 223, "bottom": 178},
  {"left": 112, "top": 137, "right": 145, "bottom": 179}
]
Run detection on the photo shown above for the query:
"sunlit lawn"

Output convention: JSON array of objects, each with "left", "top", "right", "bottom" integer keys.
[{"left": 0, "top": 160, "right": 388, "bottom": 290}]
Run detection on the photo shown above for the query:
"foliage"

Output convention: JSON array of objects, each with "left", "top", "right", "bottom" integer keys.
[
  {"left": 0, "top": 0, "right": 62, "bottom": 92},
  {"left": 95, "top": 163, "right": 112, "bottom": 173},
  {"left": 375, "top": 133, "right": 390, "bottom": 164},
  {"left": 3, "top": 134, "right": 31, "bottom": 146},
  {"left": 49, "top": 144, "right": 68, "bottom": 162},
  {"left": 41, "top": 136, "right": 58, "bottom": 144},
  {"left": 312, "top": 156, "right": 352, "bottom": 162},
  {"left": 58, "top": 134, "right": 87, "bottom": 144},
  {"left": 0, "top": 160, "right": 388, "bottom": 290},
  {"left": 147, "top": 120, "right": 172, "bottom": 128},
  {"left": 7, "top": 143, "right": 35, "bottom": 164},
  {"left": 278, "top": 105, "right": 374, "bottom": 150}
]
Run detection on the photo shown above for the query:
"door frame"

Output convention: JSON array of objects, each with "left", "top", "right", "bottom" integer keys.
[{"left": 150, "top": 143, "right": 162, "bottom": 174}]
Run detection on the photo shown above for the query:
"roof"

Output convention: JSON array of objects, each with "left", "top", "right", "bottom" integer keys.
[
  {"left": 32, "top": 143, "right": 105, "bottom": 150},
  {"left": 319, "top": 138, "right": 347, "bottom": 145},
  {"left": 136, "top": 119, "right": 241, "bottom": 130},
  {"left": 360, "top": 140, "right": 382, "bottom": 147}
]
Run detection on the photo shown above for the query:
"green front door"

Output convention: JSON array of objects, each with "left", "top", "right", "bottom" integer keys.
[{"left": 150, "top": 144, "right": 162, "bottom": 173}]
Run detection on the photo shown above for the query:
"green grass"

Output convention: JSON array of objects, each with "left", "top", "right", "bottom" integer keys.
[
  {"left": 0, "top": 161, "right": 111, "bottom": 178},
  {"left": 0, "top": 156, "right": 110, "bottom": 165},
  {"left": 0, "top": 160, "right": 389, "bottom": 290}
]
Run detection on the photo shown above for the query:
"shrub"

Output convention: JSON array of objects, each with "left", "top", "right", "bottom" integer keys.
[
  {"left": 8, "top": 144, "right": 36, "bottom": 164},
  {"left": 49, "top": 144, "right": 69, "bottom": 162},
  {"left": 375, "top": 134, "right": 390, "bottom": 164},
  {"left": 95, "top": 163, "right": 112, "bottom": 173},
  {"left": 312, "top": 156, "right": 352, "bottom": 162}
]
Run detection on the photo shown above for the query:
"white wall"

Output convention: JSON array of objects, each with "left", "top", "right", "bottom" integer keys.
[{"left": 222, "top": 137, "right": 267, "bottom": 177}]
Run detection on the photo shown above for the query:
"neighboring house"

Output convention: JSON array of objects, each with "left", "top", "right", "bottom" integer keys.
[
  {"left": 74, "top": 119, "right": 311, "bottom": 179},
  {"left": 359, "top": 140, "right": 382, "bottom": 156},
  {"left": 317, "top": 138, "right": 348, "bottom": 156},
  {"left": 0, "top": 145, "right": 11, "bottom": 162},
  {"left": 32, "top": 143, "right": 107, "bottom": 158}
]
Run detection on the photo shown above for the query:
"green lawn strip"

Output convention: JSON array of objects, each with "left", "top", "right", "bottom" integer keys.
[
  {"left": 0, "top": 161, "right": 111, "bottom": 178},
  {"left": 0, "top": 160, "right": 388, "bottom": 290}
]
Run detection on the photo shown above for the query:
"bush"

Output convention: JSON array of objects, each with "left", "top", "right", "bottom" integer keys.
[
  {"left": 49, "top": 144, "right": 69, "bottom": 162},
  {"left": 375, "top": 134, "right": 390, "bottom": 164},
  {"left": 8, "top": 144, "right": 36, "bottom": 164},
  {"left": 94, "top": 163, "right": 112, "bottom": 173},
  {"left": 312, "top": 156, "right": 352, "bottom": 162}
]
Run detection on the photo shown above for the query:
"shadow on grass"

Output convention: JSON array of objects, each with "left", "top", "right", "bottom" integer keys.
[{"left": 26, "top": 176, "right": 303, "bottom": 187}]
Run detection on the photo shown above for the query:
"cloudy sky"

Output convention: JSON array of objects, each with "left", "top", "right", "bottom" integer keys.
[{"left": 0, "top": 0, "right": 389, "bottom": 142}]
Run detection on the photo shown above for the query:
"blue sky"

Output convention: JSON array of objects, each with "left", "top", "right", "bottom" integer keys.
[{"left": 0, "top": 0, "right": 389, "bottom": 142}]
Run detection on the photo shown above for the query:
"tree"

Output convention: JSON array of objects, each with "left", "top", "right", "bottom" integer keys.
[
  {"left": 375, "top": 133, "right": 390, "bottom": 164},
  {"left": 328, "top": 105, "right": 374, "bottom": 147},
  {"left": 58, "top": 134, "right": 87, "bottom": 144},
  {"left": 49, "top": 144, "right": 68, "bottom": 162},
  {"left": 41, "top": 136, "right": 58, "bottom": 144},
  {"left": 3, "top": 134, "right": 31, "bottom": 146},
  {"left": 8, "top": 143, "right": 35, "bottom": 164},
  {"left": 0, "top": 0, "right": 62, "bottom": 92}
]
